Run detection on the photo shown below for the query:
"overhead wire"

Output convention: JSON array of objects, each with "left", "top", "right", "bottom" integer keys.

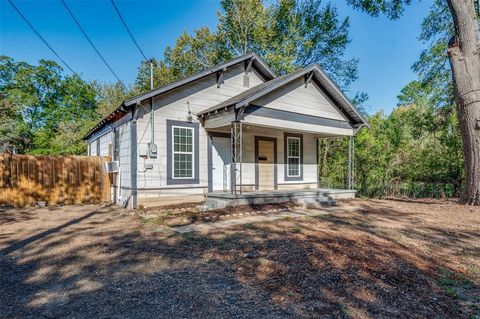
[
  {"left": 7, "top": 0, "right": 81, "bottom": 78},
  {"left": 109, "top": 0, "right": 148, "bottom": 62},
  {"left": 110, "top": 0, "right": 154, "bottom": 91},
  {"left": 60, "top": 0, "right": 126, "bottom": 88}
]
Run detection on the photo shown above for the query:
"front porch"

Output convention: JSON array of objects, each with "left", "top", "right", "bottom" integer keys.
[
  {"left": 205, "top": 188, "right": 356, "bottom": 209},
  {"left": 204, "top": 120, "right": 357, "bottom": 208},
  {"left": 197, "top": 64, "right": 367, "bottom": 209}
]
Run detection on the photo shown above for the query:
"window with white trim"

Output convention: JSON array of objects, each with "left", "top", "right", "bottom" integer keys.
[
  {"left": 172, "top": 126, "right": 194, "bottom": 178},
  {"left": 287, "top": 137, "right": 300, "bottom": 177}
]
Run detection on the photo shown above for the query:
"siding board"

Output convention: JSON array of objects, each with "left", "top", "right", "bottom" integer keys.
[{"left": 253, "top": 77, "right": 348, "bottom": 121}]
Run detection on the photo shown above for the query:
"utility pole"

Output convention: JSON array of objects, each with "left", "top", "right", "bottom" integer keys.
[{"left": 150, "top": 59, "right": 154, "bottom": 90}]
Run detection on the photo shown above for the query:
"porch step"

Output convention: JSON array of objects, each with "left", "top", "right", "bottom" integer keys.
[{"left": 298, "top": 196, "right": 336, "bottom": 209}]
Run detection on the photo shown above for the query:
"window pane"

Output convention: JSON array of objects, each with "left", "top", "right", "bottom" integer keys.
[
  {"left": 288, "top": 138, "right": 299, "bottom": 157},
  {"left": 174, "top": 153, "right": 193, "bottom": 178},
  {"left": 288, "top": 158, "right": 299, "bottom": 176},
  {"left": 173, "top": 127, "right": 193, "bottom": 153}
]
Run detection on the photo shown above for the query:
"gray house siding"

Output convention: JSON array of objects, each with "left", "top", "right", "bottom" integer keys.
[{"left": 132, "top": 64, "right": 265, "bottom": 205}]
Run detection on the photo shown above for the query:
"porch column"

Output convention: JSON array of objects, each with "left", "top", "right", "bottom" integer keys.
[
  {"left": 231, "top": 121, "right": 243, "bottom": 195},
  {"left": 347, "top": 136, "right": 354, "bottom": 190}
]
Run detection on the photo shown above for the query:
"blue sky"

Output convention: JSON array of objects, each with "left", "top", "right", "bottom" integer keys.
[{"left": 0, "top": 0, "right": 432, "bottom": 114}]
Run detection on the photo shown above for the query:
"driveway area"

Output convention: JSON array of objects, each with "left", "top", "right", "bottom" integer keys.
[{"left": 1, "top": 199, "right": 479, "bottom": 318}]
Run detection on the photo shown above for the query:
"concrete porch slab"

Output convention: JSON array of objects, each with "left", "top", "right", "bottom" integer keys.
[{"left": 205, "top": 189, "right": 356, "bottom": 209}]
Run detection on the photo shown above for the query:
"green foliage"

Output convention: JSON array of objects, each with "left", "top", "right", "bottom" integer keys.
[
  {"left": 135, "top": 27, "right": 231, "bottom": 92},
  {"left": 1, "top": 0, "right": 466, "bottom": 199},
  {"left": 317, "top": 0, "right": 466, "bottom": 199},
  {"left": 135, "top": 0, "right": 359, "bottom": 91},
  {"left": 346, "top": 0, "right": 412, "bottom": 20},
  {"left": 0, "top": 56, "right": 99, "bottom": 155},
  {"left": 93, "top": 81, "right": 134, "bottom": 117},
  {"left": 135, "top": 59, "right": 177, "bottom": 92},
  {"left": 413, "top": 0, "right": 454, "bottom": 109},
  {"left": 320, "top": 82, "right": 464, "bottom": 198},
  {"left": 0, "top": 97, "right": 31, "bottom": 153}
]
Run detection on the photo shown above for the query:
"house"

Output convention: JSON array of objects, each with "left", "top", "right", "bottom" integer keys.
[{"left": 85, "top": 52, "right": 368, "bottom": 209}]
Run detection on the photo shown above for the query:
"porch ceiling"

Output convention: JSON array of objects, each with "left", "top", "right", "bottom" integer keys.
[
  {"left": 205, "top": 122, "right": 354, "bottom": 138},
  {"left": 202, "top": 107, "right": 355, "bottom": 136},
  {"left": 241, "top": 114, "right": 354, "bottom": 136}
]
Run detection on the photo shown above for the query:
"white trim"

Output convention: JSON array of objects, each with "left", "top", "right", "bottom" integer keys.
[
  {"left": 286, "top": 136, "right": 301, "bottom": 177},
  {"left": 171, "top": 125, "right": 195, "bottom": 179}
]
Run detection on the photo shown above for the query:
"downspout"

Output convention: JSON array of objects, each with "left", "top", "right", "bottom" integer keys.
[
  {"left": 117, "top": 166, "right": 122, "bottom": 203},
  {"left": 151, "top": 97, "right": 154, "bottom": 144},
  {"left": 130, "top": 105, "right": 138, "bottom": 209},
  {"left": 149, "top": 61, "right": 156, "bottom": 156},
  {"left": 150, "top": 61, "right": 155, "bottom": 145}
]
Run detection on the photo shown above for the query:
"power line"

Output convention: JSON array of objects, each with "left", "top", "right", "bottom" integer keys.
[
  {"left": 110, "top": 0, "right": 154, "bottom": 90},
  {"left": 7, "top": 0, "right": 80, "bottom": 78},
  {"left": 110, "top": 0, "right": 148, "bottom": 62},
  {"left": 60, "top": 0, "right": 126, "bottom": 87}
]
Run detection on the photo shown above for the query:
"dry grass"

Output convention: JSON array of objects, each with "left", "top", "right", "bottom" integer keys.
[{"left": 0, "top": 199, "right": 479, "bottom": 318}]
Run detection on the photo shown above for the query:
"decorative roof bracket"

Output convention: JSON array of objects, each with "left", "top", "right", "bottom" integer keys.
[
  {"left": 217, "top": 67, "right": 227, "bottom": 88},
  {"left": 244, "top": 57, "right": 255, "bottom": 74},
  {"left": 304, "top": 71, "right": 314, "bottom": 88},
  {"left": 235, "top": 103, "right": 248, "bottom": 121}
]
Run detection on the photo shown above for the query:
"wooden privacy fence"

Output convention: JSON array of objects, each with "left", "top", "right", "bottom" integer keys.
[{"left": 0, "top": 153, "right": 111, "bottom": 207}]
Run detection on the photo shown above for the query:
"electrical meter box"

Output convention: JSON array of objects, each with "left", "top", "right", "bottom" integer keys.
[
  {"left": 148, "top": 143, "right": 158, "bottom": 158},
  {"left": 138, "top": 147, "right": 148, "bottom": 158}
]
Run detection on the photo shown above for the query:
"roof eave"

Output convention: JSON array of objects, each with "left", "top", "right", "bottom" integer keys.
[
  {"left": 83, "top": 101, "right": 128, "bottom": 140},
  {"left": 124, "top": 52, "right": 275, "bottom": 107},
  {"left": 86, "top": 52, "right": 276, "bottom": 139}
]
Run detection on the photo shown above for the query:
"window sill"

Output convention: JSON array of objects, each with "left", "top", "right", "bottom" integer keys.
[{"left": 166, "top": 178, "right": 200, "bottom": 185}]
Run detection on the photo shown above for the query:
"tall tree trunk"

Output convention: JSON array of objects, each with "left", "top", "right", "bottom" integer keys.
[{"left": 446, "top": 0, "right": 480, "bottom": 205}]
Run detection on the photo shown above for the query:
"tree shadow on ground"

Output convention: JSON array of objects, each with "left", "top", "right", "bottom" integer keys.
[
  {"left": 0, "top": 203, "right": 478, "bottom": 318},
  {"left": 0, "top": 207, "right": 37, "bottom": 224}
]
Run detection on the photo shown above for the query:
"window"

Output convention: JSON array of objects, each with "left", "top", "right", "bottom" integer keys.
[
  {"left": 287, "top": 137, "right": 300, "bottom": 177},
  {"left": 173, "top": 126, "right": 194, "bottom": 178},
  {"left": 284, "top": 133, "right": 303, "bottom": 181},
  {"left": 166, "top": 120, "right": 199, "bottom": 185}
]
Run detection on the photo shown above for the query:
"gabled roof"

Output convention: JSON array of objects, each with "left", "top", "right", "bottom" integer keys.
[
  {"left": 198, "top": 64, "right": 368, "bottom": 128},
  {"left": 124, "top": 52, "right": 275, "bottom": 108},
  {"left": 85, "top": 52, "right": 276, "bottom": 139}
]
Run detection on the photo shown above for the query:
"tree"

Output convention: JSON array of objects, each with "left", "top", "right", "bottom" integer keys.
[
  {"left": 347, "top": 0, "right": 480, "bottom": 204},
  {"left": 93, "top": 81, "right": 133, "bottom": 117},
  {"left": 135, "top": 0, "right": 361, "bottom": 91},
  {"left": 219, "top": 0, "right": 360, "bottom": 86},
  {"left": 135, "top": 28, "right": 229, "bottom": 92},
  {"left": 0, "top": 97, "right": 31, "bottom": 153},
  {"left": 0, "top": 56, "right": 98, "bottom": 155}
]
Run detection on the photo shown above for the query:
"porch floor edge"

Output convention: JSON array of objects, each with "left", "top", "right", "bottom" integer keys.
[
  {"left": 206, "top": 189, "right": 356, "bottom": 199},
  {"left": 205, "top": 189, "right": 356, "bottom": 210}
]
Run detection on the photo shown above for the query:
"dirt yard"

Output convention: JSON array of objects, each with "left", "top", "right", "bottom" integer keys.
[{"left": 0, "top": 199, "right": 479, "bottom": 318}]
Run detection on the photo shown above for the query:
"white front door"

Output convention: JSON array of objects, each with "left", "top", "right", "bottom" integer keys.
[{"left": 212, "top": 136, "right": 231, "bottom": 192}]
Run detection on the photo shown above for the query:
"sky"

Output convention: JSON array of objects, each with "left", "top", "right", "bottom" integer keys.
[{"left": 0, "top": 0, "right": 433, "bottom": 114}]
